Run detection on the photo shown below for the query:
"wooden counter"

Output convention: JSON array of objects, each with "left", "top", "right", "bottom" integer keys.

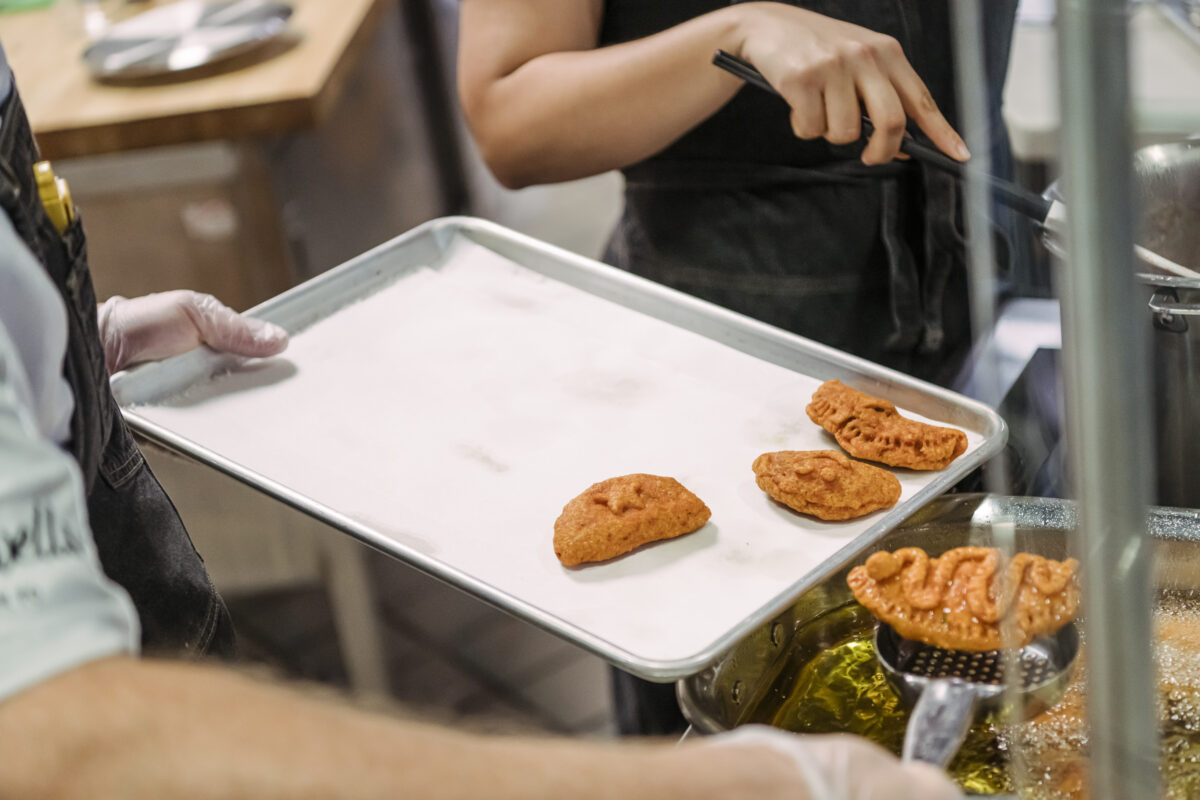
[{"left": 0, "top": 0, "right": 393, "bottom": 158}]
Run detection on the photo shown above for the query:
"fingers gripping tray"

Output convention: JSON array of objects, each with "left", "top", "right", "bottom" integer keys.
[{"left": 112, "top": 217, "right": 1006, "bottom": 681}]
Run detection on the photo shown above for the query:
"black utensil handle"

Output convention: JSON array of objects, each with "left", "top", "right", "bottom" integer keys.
[
  {"left": 984, "top": 178, "right": 1054, "bottom": 222},
  {"left": 712, "top": 50, "right": 1053, "bottom": 223}
]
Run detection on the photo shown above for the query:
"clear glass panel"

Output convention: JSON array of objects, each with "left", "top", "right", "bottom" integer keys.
[{"left": 677, "top": 3, "right": 1200, "bottom": 798}]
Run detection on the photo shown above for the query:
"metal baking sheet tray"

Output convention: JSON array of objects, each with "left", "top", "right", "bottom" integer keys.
[{"left": 112, "top": 216, "right": 1007, "bottom": 681}]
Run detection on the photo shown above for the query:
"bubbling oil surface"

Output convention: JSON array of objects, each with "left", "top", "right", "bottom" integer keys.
[
  {"left": 1154, "top": 595, "right": 1200, "bottom": 798},
  {"left": 1003, "top": 592, "right": 1200, "bottom": 800}
]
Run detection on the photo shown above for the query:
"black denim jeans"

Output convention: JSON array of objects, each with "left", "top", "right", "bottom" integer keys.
[{"left": 0, "top": 86, "right": 235, "bottom": 658}]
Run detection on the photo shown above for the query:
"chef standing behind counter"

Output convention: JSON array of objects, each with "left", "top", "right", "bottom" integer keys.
[
  {"left": 459, "top": 0, "right": 1024, "bottom": 387},
  {"left": 458, "top": 0, "right": 1023, "bottom": 736}
]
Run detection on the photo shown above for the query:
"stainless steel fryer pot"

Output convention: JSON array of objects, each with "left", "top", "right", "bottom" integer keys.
[
  {"left": 676, "top": 493, "right": 1200, "bottom": 796},
  {"left": 1046, "top": 139, "right": 1200, "bottom": 508},
  {"left": 1133, "top": 140, "right": 1200, "bottom": 508}
]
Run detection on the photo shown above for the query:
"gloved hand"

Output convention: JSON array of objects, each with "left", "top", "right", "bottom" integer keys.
[
  {"left": 97, "top": 291, "right": 289, "bottom": 374},
  {"left": 704, "top": 725, "right": 963, "bottom": 800}
]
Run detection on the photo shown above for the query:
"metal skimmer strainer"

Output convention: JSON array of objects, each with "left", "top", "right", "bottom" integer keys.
[{"left": 874, "top": 622, "right": 1081, "bottom": 767}]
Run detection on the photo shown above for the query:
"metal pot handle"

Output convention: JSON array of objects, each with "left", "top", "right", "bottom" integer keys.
[
  {"left": 901, "top": 678, "right": 978, "bottom": 768},
  {"left": 1148, "top": 292, "right": 1200, "bottom": 316},
  {"left": 1150, "top": 289, "right": 1194, "bottom": 333}
]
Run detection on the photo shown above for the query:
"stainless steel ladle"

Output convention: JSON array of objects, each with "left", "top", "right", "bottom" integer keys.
[{"left": 873, "top": 621, "right": 1080, "bottom": 767}]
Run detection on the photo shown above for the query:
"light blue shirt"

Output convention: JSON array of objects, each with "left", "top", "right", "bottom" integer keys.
[
  {"left": 0, "top": 211, "right": 75, "bottom": 443},
  {"left": 0, "top": 209, "right": 140, "bottom": 700}
]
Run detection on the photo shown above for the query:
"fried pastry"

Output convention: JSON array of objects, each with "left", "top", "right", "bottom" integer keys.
[
  {"left": 846, "top": 546, "right": 1081, "bottom": 651},
  {"left": 553, "top": 474, "right": 711, "bottom": 566},
  {"left": 752, "top": 450, "right": 901, "bottom": 521},
  {"left": 806, "top": 379, "right": 968, "bottom": 470}
]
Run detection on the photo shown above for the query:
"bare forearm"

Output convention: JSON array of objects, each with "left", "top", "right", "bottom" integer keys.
[
  {"left": 460, "top": 0, "right": 968, "bottom": 187},
  {"left": 459, "top": 5, "right": 748, "bottom": 188},
  {"left": 0, "top": 657, "right": 791, "bottom": 800}
]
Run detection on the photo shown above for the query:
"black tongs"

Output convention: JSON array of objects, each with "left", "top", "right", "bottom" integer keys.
[
  {"left": 712, "top": 50, "right": 1059, "bottom": 227},
  {"left": 714, "top": 50, "right": 1200, "bottom": 279}
]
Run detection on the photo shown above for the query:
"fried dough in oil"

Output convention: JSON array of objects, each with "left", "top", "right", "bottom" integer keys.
[{"left": 847, "top": 546, "right": 1081, "bottom": 651}]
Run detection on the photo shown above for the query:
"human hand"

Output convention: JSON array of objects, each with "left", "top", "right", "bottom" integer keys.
[
  {"left": 703, "top": 725, "right": 963, "bottom": 800},
  {"left": 97, "top": 291, "right": 288, "bottom": 374},
  {"left": 730, "top": 2, "right": 969, "bottom": 166}
]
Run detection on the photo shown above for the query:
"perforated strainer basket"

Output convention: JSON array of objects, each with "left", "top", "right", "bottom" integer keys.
[{"left": 874, "top": 621, "right": 1080, "bottom": 767}]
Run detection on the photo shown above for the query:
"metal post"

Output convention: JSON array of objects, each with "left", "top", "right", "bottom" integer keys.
[
  {"left": 949, "top": 2, "right": 1026, "bottom": 785},
  {"left": 950, "top": 0, "right": 1001, "bottom": 412},
  {"left": 399, "top": 0, "right": 473, "bottom": 215},
  {"left": 1055, "top": 1, "right": 1161, "bottom": 798}
]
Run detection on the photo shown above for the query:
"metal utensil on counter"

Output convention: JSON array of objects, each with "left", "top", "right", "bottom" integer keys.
[
  {"left": 873, "top": 621, "right": 1080, "bottom": 768},
  {"left": 711, "top": 50, "right": 1200, "bottom": 280},
  {"left": 82, "top": 0, "right": 293, "bottom": 81}
]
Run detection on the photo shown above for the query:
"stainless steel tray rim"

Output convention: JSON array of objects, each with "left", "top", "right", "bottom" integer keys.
[{"left": 116, "top": 216, "right": 1009, "bottom": 681}]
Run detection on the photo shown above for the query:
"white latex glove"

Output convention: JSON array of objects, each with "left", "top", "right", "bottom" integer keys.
[
  {"left": 705, "top": 725, "right": 964, "bottom": 800},
  {"left": 97, "top": 291, "right": 288, "bottom": 374}
]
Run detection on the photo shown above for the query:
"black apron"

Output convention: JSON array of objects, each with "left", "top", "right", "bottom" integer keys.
[
  {"left": 600, "top": 0, "right": 1024, "bottom": 387},
  {"left": 599, "top": 0, "right": 1021, "bottom": 735},
  {"left": 0, "top": 85, "right": 235, "bottom": 659}
]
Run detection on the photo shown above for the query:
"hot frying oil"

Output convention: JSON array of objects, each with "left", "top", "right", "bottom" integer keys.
[
  {"left": 756, "top": 597, "right": 1200, "bottom": 798},
  {"left": 757, "top": 603, "right": 1011, "bottom": 794}
]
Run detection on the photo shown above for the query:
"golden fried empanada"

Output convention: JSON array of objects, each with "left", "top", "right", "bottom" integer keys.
[
  {"left": 752, "top": 450, "right": 901, "bottom": 521},
  {"left": 806, "top": 379, "right": 968, "bottom": 470},
  {"left": 553, "top": 474, "right": 711, "bottom": 566},
  {"left": 847, "top": 546, "right": 1081, "bottom": 651}
]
